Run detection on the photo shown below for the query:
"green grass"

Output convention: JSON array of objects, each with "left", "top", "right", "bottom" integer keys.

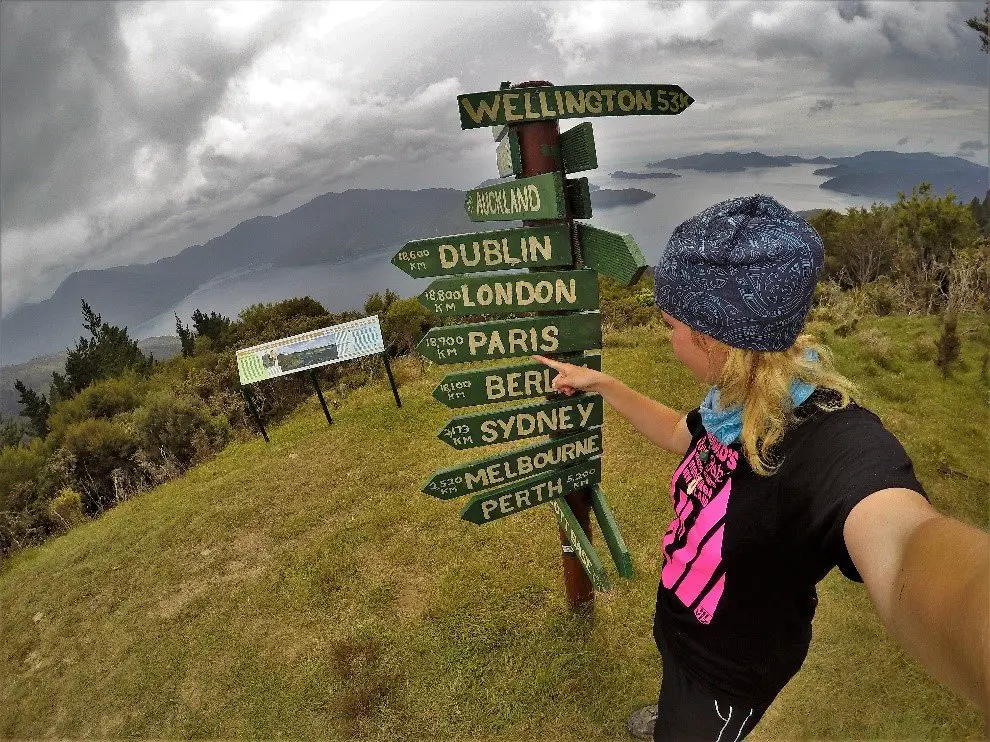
[{"left": 1, "top": 315, "right": 987, "bottom": 739}]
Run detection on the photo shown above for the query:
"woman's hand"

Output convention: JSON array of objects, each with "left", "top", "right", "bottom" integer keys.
[{"left": 531, "top": 355, "right": 608, "bottom": 396}]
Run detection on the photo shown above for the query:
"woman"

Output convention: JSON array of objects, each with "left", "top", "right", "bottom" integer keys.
[{"left": 533, "top": 195, "right": 989, "bottom": 741}]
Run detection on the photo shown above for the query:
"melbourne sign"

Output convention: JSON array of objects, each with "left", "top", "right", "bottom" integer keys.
[
  {"left": 460, "top": 458, "right": 602, "bottom": 525},
  {"left": 423, "top": 428, "right": 603, "bottom": 500},
  {"left": 236, "top": 315, "right": 384, "bottom": 385},
  {"left": 465, "top": 172, "right": 565, "bottom": 222},
  {"left": 432, "top": 355, "right": 601, "bottom": 408},
  {"left": 418, "top": 269, "right": 599, "bottom": 316},
  {"left": 392, "top": 225, "right": 571, "bottom": 279},
  {"left": 458, "top": 84, "right": 694, "bottom": 129},
  {"left": 437, "top": 394, "right": 603, "bottom": 450},
  {"left": 416, "top": 312, "right": 602, "bottom": 364}
]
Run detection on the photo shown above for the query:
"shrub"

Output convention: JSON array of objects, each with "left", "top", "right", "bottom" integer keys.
[
  {"left": 935, "top": 311, "right": 961, "bottom": 377},
  {"left": 132, "top": 391, "right": 231, "bottom": 468},
  {"left": 61, "top": 418, "right": 141, "bottom": 516},
  {"left": 47, "top": 373, "right": 148, "bottom": 444},
  {"left": 0, "top": 441, "right": 46, "bottom": 505},
  {"left": 49, "top": 488, "right": 88, "bottom": 531}
]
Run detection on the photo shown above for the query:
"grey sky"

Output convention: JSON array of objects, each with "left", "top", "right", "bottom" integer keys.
[{"left": 1, "top": 0, "right": 987, "bottom": 313}]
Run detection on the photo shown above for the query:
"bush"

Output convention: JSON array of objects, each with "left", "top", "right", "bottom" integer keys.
[
  {"left": 0, "top": 441, "right": 46, "bottom": 506},
  {"left": 61, "top": 418, "right": 141, "bottom": 516},
  {"left": 132, "top": 391, "right": 230, "bottom": 468},
  {"left": 47, "top": 373, "right": 148, "bottom": 445},
  {"left": 49, "top": 488, "right": 88, "bottom": 531}
]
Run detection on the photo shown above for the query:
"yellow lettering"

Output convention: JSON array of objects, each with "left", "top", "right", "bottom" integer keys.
[
  {"left": 564, "top": 90, "right": 586, "bottom": 115},
  {"left": 494, "top": 281, "right": 512, "bottom": 305},
  {"left": 488, "top": 331, "right": 505, "bottom": 355},
  {"left": 503, "top": 93, "right": 522, "bottom": 122},
  {"left": 461, "top": 95, "right": 501, "bottom": 125},
  {"left": 617, "top": 90, "right": 635, "bottom": 112},
  {"left": 586, "top": 91, "right": 602, "bottom": 114},
  {"left": 635, "top": 89, "right": 652, "bottom": 111},
  {"left": 523, "top": 92, "right": 540, "bottom": 119},
  {"left": 476, "top": 284, "right": 493, "bottom": 306},
  {"left": 486, "top": 374, "right": 505, "bottom": 400},
  {"left": 601, "top": 89, "right": 616, "bottom": 111},
  {"left": 468, "top": 331, "right": 486, "bottom": 355},
  {"left": 530, "top": 235, "right": 552, "bottom": 261},
  {"left": 508, "top": 328, "right": 527, "bottom": 354},
  {"left": 439, "top": 244, "right": 457, "bottom": 268},
  {"left": 539, "top": 91, "right": 557, "bottom": 117},
  {"left": 540, "top": 325, "right": 559, "bottom": 352},
  {"left": 556, "top": 278, "right": 576, "bottom": 304}
]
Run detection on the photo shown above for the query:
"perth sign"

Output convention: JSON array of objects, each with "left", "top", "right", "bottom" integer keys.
[{"left": 394, "top": 77, "right": 693, "bottom": 604}]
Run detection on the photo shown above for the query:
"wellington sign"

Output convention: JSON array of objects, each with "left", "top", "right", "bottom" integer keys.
[{"left": 393, "top": 79, "right": 693, "bottom": 606}]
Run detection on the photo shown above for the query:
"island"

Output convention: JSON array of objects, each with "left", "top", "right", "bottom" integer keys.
[{"left": 611, "top": 171, "right": 681, "bottom": 180}]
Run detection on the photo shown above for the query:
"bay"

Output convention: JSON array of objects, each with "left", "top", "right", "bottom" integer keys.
[{"left": 134, "top": 165, "right": 880, "bottom": 339}]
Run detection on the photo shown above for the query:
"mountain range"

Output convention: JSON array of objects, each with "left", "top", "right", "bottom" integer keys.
[{"left": 3, "top": 151, "right": 985, "bottom": 369}]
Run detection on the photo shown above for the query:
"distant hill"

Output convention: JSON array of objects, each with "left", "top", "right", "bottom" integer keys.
[
  {"left": 646, "top": 151, "right": 834, "bottom": 172},
  {"left": 643, "top": 150, "right": 987, "bottom": 203},
  {"left": 1, "top": 189, "right": 473, "bottom": 366},
  {"left": 592, "top": 188, "right": 656, "bottom": 208},
  {"left": 0, "top": 336, "right": 181, "bottom": 420},
  {"left": 812, "top": 151, "right": 987, "bottom": 202},
  {"left": 611, "top": 171, "right": 681, "bottom": 180}
]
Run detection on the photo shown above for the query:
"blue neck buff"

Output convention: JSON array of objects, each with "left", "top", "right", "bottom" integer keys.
[{"left": 699, "top": 349, "right": 820, "bottom": 446}]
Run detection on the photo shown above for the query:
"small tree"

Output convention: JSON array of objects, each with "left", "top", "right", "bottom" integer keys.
[
  {"left": 0, "top": 413, "right": 27, "bottom": 447},
  {"left": 191, "top": 309, "right": 233, "bottom": 346},
  {"left": 13, "top": 380, "right": 50, "bottom": 438},
  {"left": 175, "top": 314, "right": 195, "bottom": 357},
  {"left": 967, "top": 0, "right": 989, "bottom": 53},
  {"left": 50, "top": 301, "right": 153, "bottom": 402}
]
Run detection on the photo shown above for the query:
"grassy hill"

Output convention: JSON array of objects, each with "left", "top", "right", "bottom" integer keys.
[{"left": 1, "top": 315, "right": 987, "bottom": 739}]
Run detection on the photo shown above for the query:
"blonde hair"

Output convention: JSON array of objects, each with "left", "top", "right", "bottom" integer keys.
[{"left": 694, "top": 332, "right": 857, "bottom": 476}]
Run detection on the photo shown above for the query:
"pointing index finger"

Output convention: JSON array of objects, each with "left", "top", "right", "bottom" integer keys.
[{"left": 531, "top": 354, "right": 568, "bottom": 371}]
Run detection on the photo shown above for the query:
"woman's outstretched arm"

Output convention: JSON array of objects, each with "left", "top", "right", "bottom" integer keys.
[
  {"left": 532, "top": 355, "right": 693, "bottom": 456},
  {"left": 844, "top": 488, "right": 990, "bottom": 725}
]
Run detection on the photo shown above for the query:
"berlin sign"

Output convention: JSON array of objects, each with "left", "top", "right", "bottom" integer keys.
[
  {"left": 458, "top": 84, "right": 694, "bottom": 129},
  {"left": 431, "top": 354, "right": 601, "bottom": 408},
  {"left": 392, "top": 225, "right": 572, "bottom": 279},
  {"left": 416, "top": 311, "right": 602, "bottom": 364},
  {"left": 422, "top": 427, "right": 603, "bottom": 500},
  {"left": 418, "top": 269, "right": 599, "bottom": 316},
  {"left": 437, "top": 393, "right": 603, "bottom": 450},
  {"left": 465, "top": 172, "right": 566, "bottom": 222},
  {"left": 551, "top": 497, "right": 612, "bottom": 590},
  {"left": 577, "top": 223, "right": 648, "bottom": 286},
  {"left": 460, "top": 458, "right": 602, "bottom": 525}
]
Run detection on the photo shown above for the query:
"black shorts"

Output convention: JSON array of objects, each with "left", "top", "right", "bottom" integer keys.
[{"left": 654, "top": 649, "right": 770, "bottom": 742}]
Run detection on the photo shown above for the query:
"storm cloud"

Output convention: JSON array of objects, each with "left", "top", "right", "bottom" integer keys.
[{"left": 2, "top": 0, "right": 987, "bottom": 313}]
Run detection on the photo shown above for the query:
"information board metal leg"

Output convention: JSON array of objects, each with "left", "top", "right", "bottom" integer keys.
[
  {"left": 242, "top": 387, "right": 269, "bottom": 443},
  {"left": 381, "top": 353, "right": 402, "bottom": 408},
  {"left": 310, "top": 370, "right": 333, "bottom": 426}
]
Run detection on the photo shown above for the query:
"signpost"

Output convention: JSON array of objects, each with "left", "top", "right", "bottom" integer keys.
[
  {"left": 416, "top": 312, "right": 602, "bottom": 364},
  {"left": 423, "top": 428, "right": 603, "bottom": 500},
  {"left": 392, "top": 225, "right": 572, "bottom": 279},
  {"left": 235, "top": 315, "right": 400, "bottom": 439},
  {"left": 465, "top": 172, "right": 566, "bottom": 222},
  {"left": 437, "top": 394, "right": 603, "bottom": 450},
  {"left": 431, "top": 355, "right": 601, "bottom": 408},
  {"left": 398, "top": 76, "right": 693, "bottom": 610},
  {"left": 458, "top": 84, "right": 694, "bottom": 128},
  {"left": 418, "top": 269, "right": 599, "bottom": 316},
  {"left": 460, "top": 458, "right": 602, "bottom": 525}
]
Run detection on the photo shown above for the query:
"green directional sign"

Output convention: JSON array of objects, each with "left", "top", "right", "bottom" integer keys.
[
  {"left": 432, "top": 354, "right": 601, "bottom": 408},
  {"left": 577, "top": 223, "right": 648, "bottom": 286},
  {"left": 417, "top": 311, "right": 601, "bottom": 364},
  {"left": 458, "top": 84, "right": 694, "bottom": 129},
  {"left": 560, "top": 122, "right": 597, "bottom": 174},
  {"left": 567, "top": 177, "right": 593, "bottom": 220},
  {"left": 392, "top": 225, "right": 572, "bottom": 279},
  {"left": 590, "top": 485, "right": 633, "bottom": 578},
  {"left": 496, "top": 129, "right": 523, "bottom": 177},
  {"left": 423, "top": 428, "right": 603, "bottom": 500},
  {"left": 465, "top": 172, "right": 565, "bottom": 222},
  {"left": 438, "top": 394, "right": 602, "bottom": 450},
  {"left": 460, "top": 458, "right": 602, "bottom": 525},
  {"left": 418, "top": 269, "right": 598, "bottom": 317},
  {"left": 551, "top": 496, "right": 612, "bottom": 591}
]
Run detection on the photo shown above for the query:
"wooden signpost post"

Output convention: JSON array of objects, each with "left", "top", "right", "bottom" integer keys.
[{"left": 394, "top": 78, "right": 692, "bottom": 610}]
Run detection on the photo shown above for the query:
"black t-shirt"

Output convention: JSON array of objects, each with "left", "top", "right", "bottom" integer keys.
[{"left": 653, "top": 388, "right": 926, "bottom": 705}]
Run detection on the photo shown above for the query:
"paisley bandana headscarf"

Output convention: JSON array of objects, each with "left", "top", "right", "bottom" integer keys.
[{"left": 654, "top": 194, "right": 824, "bottom": 352}]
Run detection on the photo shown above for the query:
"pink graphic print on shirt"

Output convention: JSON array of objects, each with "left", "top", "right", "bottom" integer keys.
[{"left": 661, "top": 434, "right": 739, "bottom": 624}]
